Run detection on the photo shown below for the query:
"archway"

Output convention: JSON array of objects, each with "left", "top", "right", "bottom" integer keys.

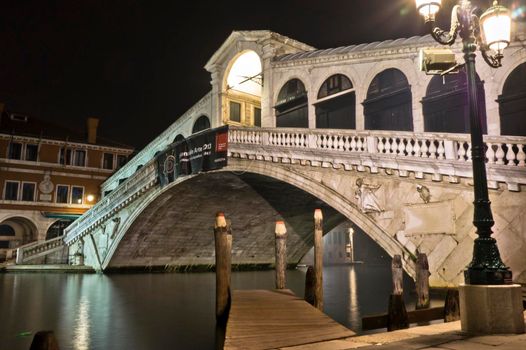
[
  {"left": 275, "top": 79, "right": 309, "bottom": 128},
  {"left": 223, "top": 50, "right": 263, "bottom": 127},
  {"left": 498, "top": 62, "right": 526, "bottom": 136},
  {"left": 0, "top": 217, "right": 38, "bottom": 248},
  {"left": 104, "top": 162, "right": 407, "bottom": 276},
  {"left": 315, "top": 74, "right": 356, "bottom": 129},
  {"left": 363, "top": 68, "right": 413, "bottom": 131},
  {"left": 46, "top": 220, "right": 73, "bottom": 240},
  {"left": 192, "top": 115, "right": 210, "bottom": 134},
  {"left": 422, "top": 69, "right": 487, "bottom": 133},
  {"left": 173, "top": 134, "right": 185, "bottom": 144}
]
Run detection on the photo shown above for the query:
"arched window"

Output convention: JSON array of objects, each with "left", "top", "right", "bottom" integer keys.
[
  {"left": 316, "top": 74, "right": 355, "bottom": 129},
  {"left": 498, "top": 62, "right": 526, "bottom": 136},
  {"left": 0, "top": 224, "right": 15, "bottom": 236},
  {"left": 274, "top": 79, "right": 308, "bottom": 128},
  {"left": 192, "top": 116, "right": 210, "bottom": 134},
  {"left": 423, "top": 70, "right": 487, "bottom": 133},
  {"left": 173, "top": 134, "right": 185, "bottom": 144},
  {"left": 363, "top": 69, "right": 413, "bottom": 131},
  {"left": 45, "top": 220, "right": 72, "bottom": 240}
]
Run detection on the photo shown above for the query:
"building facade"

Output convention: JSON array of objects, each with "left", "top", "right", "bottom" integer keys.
[{"left": 0, "top": 105, "right": 134, "bottom": 261}]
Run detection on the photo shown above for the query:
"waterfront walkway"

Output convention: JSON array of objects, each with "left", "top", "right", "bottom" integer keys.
[{"left": 280, "top": 311, "right": 526, "bottom": 350}]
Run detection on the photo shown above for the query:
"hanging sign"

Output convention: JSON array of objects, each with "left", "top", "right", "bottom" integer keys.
[{"left": 157, "top": 126, "right": 229, "bottom": 187}]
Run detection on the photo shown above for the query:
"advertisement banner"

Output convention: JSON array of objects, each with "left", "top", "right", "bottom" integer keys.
[{"left": 157, "top": 126, "right": 228, "bottom": 187}]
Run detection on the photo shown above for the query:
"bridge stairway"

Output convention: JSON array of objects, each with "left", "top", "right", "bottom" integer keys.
[
  {"left": 12, "top": 236, "right": 68, "bottom": 265},
  {"left": 224, "top": 289, "right": 355, "bottom": 350}
]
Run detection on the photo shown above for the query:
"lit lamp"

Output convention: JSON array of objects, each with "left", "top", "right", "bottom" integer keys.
[
  {"left": 415, "top": 0, "right": 523, "bottom": 334},
  {"left": 416, "top": 0, "right": 441, "bottom": 22},
  {"left": 86, "top": 194, "right": 95, "bottom": 203}
]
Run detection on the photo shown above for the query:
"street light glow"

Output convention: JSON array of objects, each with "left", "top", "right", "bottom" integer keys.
[
  {"left": 480, "top": 2, "right": 511, "bottom": 53},
  {"left": 415, "top": 0, "right": 442, "bottom": 21}
]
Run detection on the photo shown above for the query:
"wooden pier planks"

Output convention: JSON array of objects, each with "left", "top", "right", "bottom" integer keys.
[{"left": 224, "top": 289, "right": 355, "bottom": 350}]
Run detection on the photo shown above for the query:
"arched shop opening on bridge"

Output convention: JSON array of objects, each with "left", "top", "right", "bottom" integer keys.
[{"left": 223, "top": 50, "right": 263, "bottom": 127}]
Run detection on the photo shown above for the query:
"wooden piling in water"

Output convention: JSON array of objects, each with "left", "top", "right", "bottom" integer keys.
[
  {"left": 444, "top": 288, "right": 460, "bottom": 322},
  {"left": 313, "top": 209, "right": 323, "bottom": 310},
  {"left": 304, "top": 265, "right": 315, "bottom": 306},
  {"left": 416, "top": 253, "right": 430, "bottom": 309},
  {"left": 388, "top": 254, "right": 408, "bottom": 331},
  {"left": 274, "top": 221, "right": 287, "bottom": 290},
  {"left": 29, "top": 331, "right": 60, "bottom": 350},
  {"left": 214, "top": 212, "right": 232, "bottom": 323}
]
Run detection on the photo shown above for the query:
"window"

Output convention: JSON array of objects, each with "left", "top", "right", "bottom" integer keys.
[
  {"left": 56, "top": 185, "right": 69, "bottom": 204},
  {"left": 71, "top": 186, "right": 84, "bottom": 204},
  {"left": 7, "top": 142, "right": 22, "bottom": 160},
  {"left": 73, "top": 150, "right": 86, "bottom": 167},
  {"left": 117, "top": 155, "right": 128, "bottom": 168},
  {"left": 275, "top": 79, "right": 308, "bottom": 128},
  {"left": 59, "top": 148, "right": 72, "bottom": 165},
  {"left": 192, "top": 115, "right": 211, "bottom": 134},
  {"left": 103, "top": 153, "right": 114, "bottom": 170},
  {"left": 21, "top": 182, "right": 36, "bottom": 201},
  {"left": 498, "top": 62, "right": 526, "bottom": 136},
  {"left": 363, "top": 68, "right": 413, "bottom": 131},
  {"left": 254, "top": 107, "right": 261, "bottom": 127},
  {"left": 25, "top": 144, "right": 39, "bottom": 161},
  {"left": 229, "top": 101, "right": 242, "bottom": 123},
  {"left": 0, "top": 225, "right": 15, "bottom": 236},
  {"left": 423, "top": 70, "right": 486, "bottom": 133},
  {"left": 316, "top": 74, "right": 355, "bottom": 129},
  {"left": 4, "top": 181, "right": 19, "bottom": 200}
]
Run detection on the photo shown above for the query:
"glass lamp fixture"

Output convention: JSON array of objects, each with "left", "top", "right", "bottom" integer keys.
[
  {"left": 416, "top": 0, "right": 442, "bottom": 22},
  {"left": 480, "top": 1, "right": 511, "bottom": 54},
  {"left": 86, "top": 194, "right": 95, "bottom": 203}
]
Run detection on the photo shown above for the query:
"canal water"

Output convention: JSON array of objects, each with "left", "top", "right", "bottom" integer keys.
[{"left": 0, "top": 264, "right": 442, "bottom": 350}]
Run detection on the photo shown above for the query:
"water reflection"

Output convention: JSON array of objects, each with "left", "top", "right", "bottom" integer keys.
[
  {"left": 73, "top": 297, "right": 90, "bottom": 350},
  {"left": 347, "top": 266, "right": 359, "bottom": 327},
  {"left": 0, "top": 265, "right": 438, "bottom": 349}
]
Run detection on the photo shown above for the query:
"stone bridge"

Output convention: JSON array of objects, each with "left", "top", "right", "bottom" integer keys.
[
  {"left": 62, "top": 126, "right": 526, "bottom": 287},
  {"left": 56, "top": 29, "right": 526, "bottom": 288}
]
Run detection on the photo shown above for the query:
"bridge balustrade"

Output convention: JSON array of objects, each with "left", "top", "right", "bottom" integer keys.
[{"left": 64, "top": 126, "right": 525, "bottom": 246}]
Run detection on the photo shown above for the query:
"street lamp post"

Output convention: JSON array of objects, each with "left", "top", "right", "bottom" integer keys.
[{"left": 416, "top": 0, "right": 512, "bottom": 285}]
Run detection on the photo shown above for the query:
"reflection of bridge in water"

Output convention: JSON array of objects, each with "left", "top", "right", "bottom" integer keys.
[{"left": 12, "top": 30, "right": 525, "bottom": 289}]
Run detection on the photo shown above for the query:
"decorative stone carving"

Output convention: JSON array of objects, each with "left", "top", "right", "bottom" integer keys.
[
  {"left": 417, "top": 185, "right": 431, "bottom": 204},
  {"left": 355, "top": 178, "right": 383, "bottom": 213},
  {"left": 38, "top": 171, "right": 54, "bottom": 194}
]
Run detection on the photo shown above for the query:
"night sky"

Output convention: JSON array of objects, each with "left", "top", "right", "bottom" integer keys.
[{"left": 0, "top": 0, "right": 521, "bottom": 149}]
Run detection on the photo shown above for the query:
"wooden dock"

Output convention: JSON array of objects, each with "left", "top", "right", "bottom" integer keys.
[{"left": 224, "top": 289, "right": 355, "bottom": 350}]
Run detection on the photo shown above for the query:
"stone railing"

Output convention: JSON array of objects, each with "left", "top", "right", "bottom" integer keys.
[
  {"left": 15, "top": 236, "right": 65, "bottom": 264},
  {"left": 63, "top": 161, "right": 158, "bottom": 245},
  {"left": 229, "top": 127, "right": 526, "bottom": 189},
  {"left": 63, "top": 127, "right": 525, "bottom": 247}
]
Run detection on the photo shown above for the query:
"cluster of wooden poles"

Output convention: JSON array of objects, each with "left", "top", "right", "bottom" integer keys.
[
  {"left": 215, "top": 208, "right": 327, "bottom": 323},
  {"left": 363, "top": 253, "right": 460, "bottom": 331}
]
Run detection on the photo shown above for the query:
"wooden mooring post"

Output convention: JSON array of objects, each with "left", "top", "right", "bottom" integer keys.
[
  {"left": 214, "top": 212, "right": 232, "bottom": 323},
  {"left": 416, "top": 253, "right": 430, "bottom": 309},
  {"left": 444, "top": 288, "right": 461, "bottom": 322},
  {"left": 274, "top": 221, "right": 287, "bottom": 290},
  {"left": 388, "top": 254, "right": 408, "bottom": 331},
  {"left": 313, "top": 209, "right": 324, "bottom": 310},
  {"left": 29, "top": 331, "right": 60, "bottom": 350}
]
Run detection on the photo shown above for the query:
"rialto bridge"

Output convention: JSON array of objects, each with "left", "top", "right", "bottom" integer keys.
[{"left": 15, "top": 30, "right": 526, "bottom": 288}]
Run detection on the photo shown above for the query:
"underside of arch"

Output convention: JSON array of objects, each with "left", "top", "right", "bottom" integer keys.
[{"left": 106, "top": 159, "right": 409, "bottom": 276}]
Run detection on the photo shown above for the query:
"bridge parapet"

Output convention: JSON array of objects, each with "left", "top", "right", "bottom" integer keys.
[
  {"left": 229, "top": 127, "right": 526, "bottom": 191},
  {"left": 64, "top": 162, "right": 158, "bottom": 246}
]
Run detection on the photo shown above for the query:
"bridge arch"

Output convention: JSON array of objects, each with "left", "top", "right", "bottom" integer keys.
[{"left": 103, "top": 160, "right": 412, "bottom": 276}]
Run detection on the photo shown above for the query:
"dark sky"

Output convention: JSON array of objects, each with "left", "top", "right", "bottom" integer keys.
[{"left": 0, "top": 0, "right": 519, "bottom": 149}]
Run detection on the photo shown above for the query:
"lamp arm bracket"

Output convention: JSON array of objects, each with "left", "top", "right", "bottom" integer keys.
[
  {"left": 430, "top": 5, "right": 460, "bottom": 46},
  {"left": 480, "top": 47, "right": 503, "bottom": 68}
]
